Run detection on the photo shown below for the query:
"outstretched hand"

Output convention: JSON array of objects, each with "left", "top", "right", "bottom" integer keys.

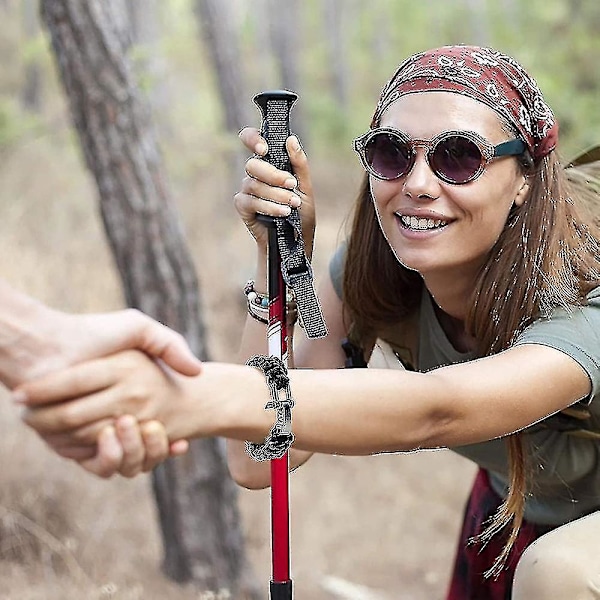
[
  {"left": 17, "top": 350, "right": 194, "bottom": 441},
  {"left": 15, "top": 350, "right": 196, "bottom": 478}
]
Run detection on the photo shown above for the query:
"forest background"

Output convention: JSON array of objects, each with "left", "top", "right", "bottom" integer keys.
[{"left": 0, "top": 1, "right": 599, "bottom": 599}]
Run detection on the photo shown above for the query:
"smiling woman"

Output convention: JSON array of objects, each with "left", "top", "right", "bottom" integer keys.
[{"left": 16, "top": 45, "right": 600, "bottom": 600}]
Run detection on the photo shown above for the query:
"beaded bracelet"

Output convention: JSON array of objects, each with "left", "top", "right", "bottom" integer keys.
[
  {"left": 244, "top": 280, "right": 269, "bottom": 324},
  {"left": 245, "top": 355, "right": 295, "bottom": 461},
  {"left": 244, "top": 280, "right": 298, "bottom": 327}
]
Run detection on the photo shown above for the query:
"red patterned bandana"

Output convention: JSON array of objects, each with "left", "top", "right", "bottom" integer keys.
[{"left": 372, "top": 45, "right": 558, "bottom": 160}]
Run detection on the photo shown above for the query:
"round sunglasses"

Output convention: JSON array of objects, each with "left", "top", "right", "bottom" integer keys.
[{"left": 353, "top": 127, "right": 526, "bottom": 185}]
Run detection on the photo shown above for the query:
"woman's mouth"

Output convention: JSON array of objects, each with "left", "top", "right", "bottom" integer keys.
[{"left": 396, "top": 213, "right": 449, "bottom": 231}]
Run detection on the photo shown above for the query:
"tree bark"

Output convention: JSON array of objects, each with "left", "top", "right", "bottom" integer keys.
[
  {"left": 40, "top": 1, "right": 259, "bottom": 597},
  {"left": 21, "top": 0, "right": 42, "bottom": 112},
  {"left": 194, "top": 0, "right": 251, "bottom": 133},
  {"left": 265, "top": 0, "right": 306, "bottom": 142},
  {"left": 323, "top": 0, "right": 349, "bottom": 113},
  {"left": 126, "top": 0, "right": 170, "bottom": 133}
]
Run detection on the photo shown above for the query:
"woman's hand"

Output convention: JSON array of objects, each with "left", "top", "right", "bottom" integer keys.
[
  {"left": 40, "top": 415, "right": 190, "bottom": 479},
  {"left": 235, "top": 128, "right": 316, "bottom": 258},
  {"left": 16, "top": 350, "right": 193, "bottom": 445}
]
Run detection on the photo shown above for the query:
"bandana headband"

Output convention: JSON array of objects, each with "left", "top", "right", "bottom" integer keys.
[{"left": 372, "top": 46, "right": 558, "bottom": 161}]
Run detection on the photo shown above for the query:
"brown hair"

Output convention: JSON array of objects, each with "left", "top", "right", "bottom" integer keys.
[{"left": 342, "top": 153, "right": 600, "bottom": 575}]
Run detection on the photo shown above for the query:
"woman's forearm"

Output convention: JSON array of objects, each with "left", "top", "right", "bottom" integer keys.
[
  {"left": 181, "top": 363, "right": 444, "bottom": 455},
  {"left": 197, "top": 345, "right": 588, "bottom": 456},
  {"left": 19, "top": 344, "right": 586, "bottom": 458}
]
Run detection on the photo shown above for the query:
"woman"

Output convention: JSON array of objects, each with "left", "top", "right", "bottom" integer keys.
[{"left": 16, "top": 46, "right": 600, "bottom": 599}]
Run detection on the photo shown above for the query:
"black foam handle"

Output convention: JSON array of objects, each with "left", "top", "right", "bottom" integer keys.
[{"left": 253, "top": 90, "right": 298, "bottom": 174}]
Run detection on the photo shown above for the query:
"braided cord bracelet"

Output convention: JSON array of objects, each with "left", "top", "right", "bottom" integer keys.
[{"left": 245, "top": 355, "right": 295, "bottom": 461}]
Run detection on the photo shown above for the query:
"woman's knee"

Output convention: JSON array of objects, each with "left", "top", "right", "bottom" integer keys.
[{"left": 512, "top": 515, "right": 600, "bottom": 599}]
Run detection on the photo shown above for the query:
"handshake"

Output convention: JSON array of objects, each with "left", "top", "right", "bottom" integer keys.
[{"left": 2, "top": 279, "right": 203, "bottom": 479}]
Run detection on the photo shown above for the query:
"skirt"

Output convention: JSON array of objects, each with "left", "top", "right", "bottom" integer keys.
[{"left": 446, "top": 468, "right": 554, "bottom": 600}]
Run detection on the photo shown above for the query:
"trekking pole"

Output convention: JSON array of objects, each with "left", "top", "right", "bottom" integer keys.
[
  {"left": 254, "top": 90, "right": 297, "bottom": 600},
  {"left": 252, "top": 90, "right": 328, "bottom": 599}
]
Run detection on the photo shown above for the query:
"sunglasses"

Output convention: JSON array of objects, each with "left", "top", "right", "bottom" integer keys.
[{"left": 353, "top": 127, "right": 526, "bottom": 185}]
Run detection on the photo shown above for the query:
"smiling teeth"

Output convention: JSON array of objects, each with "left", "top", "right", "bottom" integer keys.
[{"left": 399, "top": 215, "right": 448, "bottom": 230}]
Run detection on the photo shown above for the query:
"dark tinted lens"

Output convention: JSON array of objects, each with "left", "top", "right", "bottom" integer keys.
[
  {"left": 365, "top": 133, "right": 412, "bottom": 179},
  {"left": 432, "top": 135, "right": 483, "bottom": 183}
]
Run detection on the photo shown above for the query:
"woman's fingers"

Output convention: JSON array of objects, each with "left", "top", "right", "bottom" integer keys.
[
  {"left": 244, "top": 157, "right": 297, "bottom": 189},
  {"left": 115, "top": 415, "right": 146, "bottom": 477},
  {"left": 22, "top": 387, "right": 124, "bottom": 436},
  {"left": 139, "top": 420, "right": 170, "bottom": 472},
  {"left": 18, "top": 351, "right": 170, "bottom": 437},
  {"left": 169, "top": 439, "right": 190, "bottom": 457},
  {"left": 79, "top": 426, "right": 124, "bottom": 479},
  {"left": 239, "top": 127, "right": 268, "bottom": 155}
]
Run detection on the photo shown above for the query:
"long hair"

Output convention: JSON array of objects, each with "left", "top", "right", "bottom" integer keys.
[{"left": 342, "top": 152, "right": 600, "bottom": 575}]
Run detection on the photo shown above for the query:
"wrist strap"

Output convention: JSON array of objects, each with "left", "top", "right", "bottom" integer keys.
[
  {"left": 275, "top": 211, "right": 328, "bottom": 339},
  {"left": 245, "top": 355, "right": 295, "bottom": 461}
]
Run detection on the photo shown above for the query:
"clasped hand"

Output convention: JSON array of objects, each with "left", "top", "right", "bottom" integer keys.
[{"left": 16, "top": 350, "right": 192, "bottom": 478}]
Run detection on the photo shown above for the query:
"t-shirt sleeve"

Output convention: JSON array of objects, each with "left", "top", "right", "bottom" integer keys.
[
  {"left": 328, "top": 241, "right": 348, "bottom": 300},
  {"left": 514, "top": 287, "right": 600, "bottom": 401}
]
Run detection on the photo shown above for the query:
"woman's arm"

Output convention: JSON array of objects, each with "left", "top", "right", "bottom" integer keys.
[
  {"left": 227, "top": 270, "right": 349, "bottom": 488},
  {"left": 226, "top": 128, "right": 345, "bottom": 488},
  {"left": 17, "top": 342, "right": 591, "bottom": 456}
]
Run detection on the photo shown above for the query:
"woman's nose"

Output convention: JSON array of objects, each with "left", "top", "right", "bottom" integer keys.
[{"left": 402, "top": 148, "right": 442, "bottom": 199}]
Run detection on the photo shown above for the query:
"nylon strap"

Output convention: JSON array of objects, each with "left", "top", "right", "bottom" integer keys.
[{"left": 275, "top": 212, "right": 327, "bottom": 338}]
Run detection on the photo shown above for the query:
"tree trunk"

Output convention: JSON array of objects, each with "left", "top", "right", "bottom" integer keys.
[
  {"left": 40, "top": 1, "right": 259, "bottom": 597},
  {"left": 194, "top": 0, "right": 253, "bottom": 196},
  {"left": 322, "top": 0, "right": 349, "bottom": 113},
  {"left": 21, "top": 0, "right": 42, "bottom": 112},
  {"left": 125, "top": 0, "right": 170, "bottom": 133},
  {"left": 265, "top": 0, "right": 306, "bottom": 142},
  {"left": 194, "top": 0, "right": 251, "bottom": 133}
]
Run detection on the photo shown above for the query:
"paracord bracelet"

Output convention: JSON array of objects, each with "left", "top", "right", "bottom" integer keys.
[{"left": 245, "top": 355, "right": 295, "bottom": 461}]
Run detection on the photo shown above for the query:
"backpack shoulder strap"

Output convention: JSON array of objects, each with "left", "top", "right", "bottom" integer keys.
[{"left": 342, "top": 306, "right": 420, "bottom": 371}]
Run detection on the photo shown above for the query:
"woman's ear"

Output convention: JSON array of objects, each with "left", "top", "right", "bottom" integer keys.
[{"left": 514, "top": 176, "right": 530, "bottom": 208}]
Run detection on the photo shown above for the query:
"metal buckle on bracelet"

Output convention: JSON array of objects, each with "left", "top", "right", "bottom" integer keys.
[{"left": 245, "top": 355, "right": 295, "bottom": 461}]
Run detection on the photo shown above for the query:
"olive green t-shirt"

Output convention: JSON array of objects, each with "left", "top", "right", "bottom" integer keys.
[{"left": 329, "top": 244, "right": 600, "bottom": 525}]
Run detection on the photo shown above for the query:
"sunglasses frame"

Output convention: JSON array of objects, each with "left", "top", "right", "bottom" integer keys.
[{"left": 353, "top": 127, "right": 526, "bottom": 185}]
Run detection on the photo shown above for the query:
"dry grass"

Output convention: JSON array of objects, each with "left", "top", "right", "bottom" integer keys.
[{"left": 0, "top": 116, "right": 476, "bottom": 600}]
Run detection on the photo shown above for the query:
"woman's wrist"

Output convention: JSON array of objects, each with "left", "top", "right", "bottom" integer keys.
[{"left": 170, "top": 363, "right": 272, "bottom": 443}]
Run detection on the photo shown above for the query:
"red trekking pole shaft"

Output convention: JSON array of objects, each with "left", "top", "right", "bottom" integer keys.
[{"left": 254, "top": 90, "right": 298, "bottom": 600}]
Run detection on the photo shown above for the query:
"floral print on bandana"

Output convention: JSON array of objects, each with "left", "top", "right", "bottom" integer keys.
[{"left": 372, "top": 45, "right": 558, "bottom": 160}]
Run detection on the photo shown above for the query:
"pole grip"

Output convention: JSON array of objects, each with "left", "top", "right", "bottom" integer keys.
[{"left": 253, "top": 90, "right": 298, "bottom": 174}]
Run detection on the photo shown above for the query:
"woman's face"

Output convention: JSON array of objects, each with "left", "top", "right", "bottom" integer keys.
[{"left": 371, "top": 91, "right": 529, "bottom": 280}]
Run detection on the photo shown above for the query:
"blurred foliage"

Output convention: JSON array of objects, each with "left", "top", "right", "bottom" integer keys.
[{"left": 0, "top": 0, "right": 598, "bottom": 163}]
